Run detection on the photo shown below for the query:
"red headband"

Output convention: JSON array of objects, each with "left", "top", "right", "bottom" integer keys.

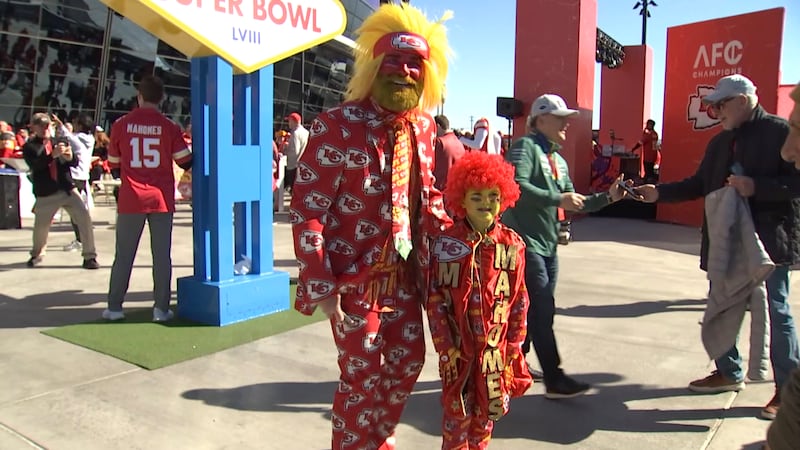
[{"left": 373, "top": 32, "right": 430, "bottom": 60}]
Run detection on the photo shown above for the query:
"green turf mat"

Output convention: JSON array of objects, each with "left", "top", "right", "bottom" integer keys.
[{"left": 42, "top": 287, "right": 325, "bottom": 370}]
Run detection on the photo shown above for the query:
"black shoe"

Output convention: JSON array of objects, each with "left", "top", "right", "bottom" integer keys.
[
  {"left": 545, "top": 375, "right": 590, "bottom": 400},
  {"left": 526, "top": 362, "right": 544, "bottom": 381},
  {"left": 82, "top": 258, "right": 100, "bottom": 270},
  {"left": 26, "top": 256, "right": 42, "bottom": 268}
]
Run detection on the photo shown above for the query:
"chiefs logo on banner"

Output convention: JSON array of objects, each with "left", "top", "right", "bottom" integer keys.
[{"left": 658, "top": 8, "right": 784, "bottom": 226}]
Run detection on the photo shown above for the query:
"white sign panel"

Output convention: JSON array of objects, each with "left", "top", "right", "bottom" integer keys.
[{"left": 102, "top": 0, "right": 347, "bottom": 73}]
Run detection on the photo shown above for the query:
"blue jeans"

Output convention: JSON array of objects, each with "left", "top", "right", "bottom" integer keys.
[
  {"left": 716, "top": 266, "right": 800, "bottom": 388},
  {"left": 522, "top": 251, "right": 564, "bottom": 385}
]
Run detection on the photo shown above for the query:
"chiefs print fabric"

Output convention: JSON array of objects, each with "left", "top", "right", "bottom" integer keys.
[
  {"left": 290, "top": 99, "right": 451, "bottom": 315},
  {"left": 427, "top": 220, "right": 532, "bottom": 449}
]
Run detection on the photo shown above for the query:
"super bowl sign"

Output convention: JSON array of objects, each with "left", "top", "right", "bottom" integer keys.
[{"left": 100, "top": 0, "right": 347, "bottom": 73}]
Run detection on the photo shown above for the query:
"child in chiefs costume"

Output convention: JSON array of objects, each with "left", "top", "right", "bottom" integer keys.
[{"left": 427, "top": 152, "right": 532, "bottom": 449}]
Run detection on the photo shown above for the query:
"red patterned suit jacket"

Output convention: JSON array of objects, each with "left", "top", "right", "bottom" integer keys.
[
  {"left": 290, "top": 98, "right": 451, "bottom": 315},
  {"left": 427, "top": 219, "right": 531, "bottom": 421}
]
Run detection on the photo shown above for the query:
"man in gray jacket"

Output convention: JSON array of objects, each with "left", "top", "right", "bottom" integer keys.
[{"left": 636, "top": 75, "right": 800, "bottom": 420}]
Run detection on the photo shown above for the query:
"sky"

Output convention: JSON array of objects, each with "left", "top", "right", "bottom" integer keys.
[{"left": 406, "top": 0, "right": 799, "bottom": 135}]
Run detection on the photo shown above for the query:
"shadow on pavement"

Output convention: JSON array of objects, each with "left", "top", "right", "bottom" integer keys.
[
  {"left": 0, "top": 290, "right": 169, "bottom": 328},
  {"left": 492, "top": 375, "right": 760, "bottom": 444},
  {"left": 557, "top": 298, "right": 706, "bottom": 318},
  {"left": 181, "top": 374, "right": 762, "bottom": 445}
]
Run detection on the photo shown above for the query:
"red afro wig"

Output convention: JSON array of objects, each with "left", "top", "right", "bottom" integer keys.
[{"left": 444, "top": 152, "right": 521, "bottom": 218}]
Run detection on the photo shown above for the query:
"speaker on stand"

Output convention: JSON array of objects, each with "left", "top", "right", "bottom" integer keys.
[{"left": 496, "top": 97, "right": 525, "bottom": 146}]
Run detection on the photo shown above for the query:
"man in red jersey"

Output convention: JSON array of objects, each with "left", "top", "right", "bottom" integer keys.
[
  {"left": 102, "top": 75, "right": 192, "bottom": 323},
  {"left": 289, "top": 3, "right": 451, "bottom": 449}
]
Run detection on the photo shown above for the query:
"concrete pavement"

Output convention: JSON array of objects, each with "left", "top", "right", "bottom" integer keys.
[{"left": 0, "top": 201, "right": 792, "bottom": 449}]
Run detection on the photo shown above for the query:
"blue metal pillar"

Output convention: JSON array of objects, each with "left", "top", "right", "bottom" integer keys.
[{"left": 177, "top": 56, "right": 290, "bottom": 326}]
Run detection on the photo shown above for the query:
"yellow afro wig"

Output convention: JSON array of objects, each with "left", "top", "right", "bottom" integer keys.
[{"left": 345, "top": 3, "right": 452, "bottom": 112}]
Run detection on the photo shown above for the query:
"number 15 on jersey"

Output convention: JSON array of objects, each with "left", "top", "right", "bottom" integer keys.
[{"left": 130, "top": 137, "right": 162, "bottom": 168}]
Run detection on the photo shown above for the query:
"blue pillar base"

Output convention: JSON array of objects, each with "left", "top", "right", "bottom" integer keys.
[{"left": 177, "top": 271, "right": 291, "bottom": 326}]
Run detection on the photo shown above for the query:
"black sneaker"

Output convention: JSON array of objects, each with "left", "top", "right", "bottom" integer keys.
[
  {"left": 26, "top": 256, "right": 42, "bottom": 267},
  {"left": 545, "top": 375, "right": 590, "bottom": 400},
  {"left": 82, "top": 258, "right": 100, "bottom": 270}
]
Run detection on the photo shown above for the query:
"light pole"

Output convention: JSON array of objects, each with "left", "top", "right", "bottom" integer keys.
[{"left": 633, "top": 1, "right": 657, "bottom": 45}]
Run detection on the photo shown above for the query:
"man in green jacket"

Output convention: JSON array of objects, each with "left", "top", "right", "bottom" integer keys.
[{"left": 502, "top": 94, "right": 628, "bottom": 399}]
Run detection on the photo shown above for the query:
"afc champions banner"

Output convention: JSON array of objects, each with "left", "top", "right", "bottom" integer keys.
[{"left": 657, "top": 8, "right": 784, "bottom": 226}]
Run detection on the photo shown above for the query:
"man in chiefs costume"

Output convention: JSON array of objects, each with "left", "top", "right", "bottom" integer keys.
[
  {"left": 458, "top": 117, "right": 502, "bottom": 155},
  {"left": 427, "top": 152, "right": 532, "bottom": 450},
  {"left": 289, "top": 3, "right": 452, "bottom": 449}
]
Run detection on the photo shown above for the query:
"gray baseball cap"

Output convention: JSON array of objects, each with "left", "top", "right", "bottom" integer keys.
[
  {"left": 530, "top": 94, "right": 579, "bottom": 118},
  {"left": 702, "top": 74, "right": 757, "bottom": 104}
]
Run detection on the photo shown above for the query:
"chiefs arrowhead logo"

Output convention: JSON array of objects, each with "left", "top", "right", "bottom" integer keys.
[
  {"left": 362, "top": 174, "right": 387, "bottom": 196},
  {"left": 327, "top": 237, "right": 356, "bottom": 256},
  {"left": 434, "top": 236, "right": 471, "bottom": 262},
  {"left": 346, "top": 147, "right": 372, "bottom": 169},
  {"left": 288, "top": 208, "right": 305, "bottom": 225},
  {"left": 341, "top": 126, "right": 351, "bottom": 140},
  {"left": 688, "top": 85, "right": 721, "bottom": 130},
  {"left": 295, "top": 162, "right": 319, "bottom": 184},
  {"left": 309, "top": 118, "right": 329, "bottom": 138},
  {"left": 298, "top": 230, "right": 324, "bottom": 254},
  {"left": 362, "top": 245, "right": 383, "bottom": 266},
  {"left": 342, "top": 105, "right": 367, "bottom": 123},
  {"left": 316, "top": 144, "right": 345, "bottom": 167},
  {"left": 322, "top": 213, "right": 341, "bottom": 229},
  {"left": 306, "top": 279, "right": 335, "bottom": 299},
  {"left": 303, "top": 191, "right": 333, "bottom": 211},
  {"left": 337, "top": 193, "right": 365, "bottom": 214},
  {"left": 355, "top": 219, "right": 381, "bottom": 241}
]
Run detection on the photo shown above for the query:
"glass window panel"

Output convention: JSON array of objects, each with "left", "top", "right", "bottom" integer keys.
[
  {"left": 108, "top": 12, "right": 157, "bottom": 54},
  {"left": 274, "top": 54, "right": 301, "bottom": 81},
  {"left": 40, "top": 2, "right": 106, "bottom": 46},
  {"left": 0, "top": 3, "right": 40, "bottom": 37},
  {"left": 102, "top": 79, "right": 137, "bottom": 114},
  {"left": 37, "top": 39, "right": 102, "bottom": 81},
  {"left": 157, "top": 39, "right": 186, "bottom": 60},
  {"left": 3, "top": 34, "right": 41, "bottom": 73},
  {"left": 274, "top": 78, "right": 302, "bottom": 104},
  {"left": 155, "top": 57, "right": 190, "bottom": 89},
  {"left": 53, "top": 75, "right": 99, "bottom": 111},
  {"left": 162, "top": 86, "right": 190, "bottom": 122},
  {"left": 0, "top": 69, "right": 35, "bottom": 107},
  {"left": 0, "top": 105, "right": 32, "bottom": 130},
  {"left": 106, "top": 48, "right": 154, "bottom": 82}
]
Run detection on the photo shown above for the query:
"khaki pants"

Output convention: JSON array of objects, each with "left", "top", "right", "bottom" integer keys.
[{"left": 31, "top": 189, "right": 97, "bottom": 260}]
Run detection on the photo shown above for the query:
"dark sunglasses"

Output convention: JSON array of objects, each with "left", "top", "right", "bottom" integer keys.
[{"left": 709, "top": 96, "right": 738, "bottom": 110}]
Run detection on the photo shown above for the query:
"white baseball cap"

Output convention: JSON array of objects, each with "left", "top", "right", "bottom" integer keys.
[
  {"left": 702, "top": 74, "right": 757, "bottom": 104},
  {"left": 530, "top": 94, "right": 579, "bottom": 118}
]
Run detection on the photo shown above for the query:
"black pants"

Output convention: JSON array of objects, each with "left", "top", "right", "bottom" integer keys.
[
  {"left": 523, "top": 251, "right": 563, "bottom": 386},
  {"left": 643, "top": 161, "right": 658, "bottom": 183},
  {"left": 284, "top": 168, "right": 297, "bottom": 191}
]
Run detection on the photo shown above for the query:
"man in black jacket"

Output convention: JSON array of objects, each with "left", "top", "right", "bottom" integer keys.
[
  {"left": 636, "top": 75, "right": 800, "bottom": 421},
  {"left": 22, "top": 112, "right": 99, "bottom": 269}
]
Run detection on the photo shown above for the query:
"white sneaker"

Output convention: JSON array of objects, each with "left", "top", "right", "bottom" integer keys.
[
  {"left": 63, "top": 240, "right": 82, "bottom": 252},
  {"left": 153, "top": 308, "right": 174, "bottom": 322},
  {"left": 102, "top": 309, "right": 125, "bottom": 321}
]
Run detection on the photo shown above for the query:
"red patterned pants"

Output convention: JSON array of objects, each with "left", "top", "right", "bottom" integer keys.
[
  {"left": 440, "top": 377, "right": 494, "bottom": 450},
  {"left": 330, "top": 286, "right": 425, "bottom": 450}
]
